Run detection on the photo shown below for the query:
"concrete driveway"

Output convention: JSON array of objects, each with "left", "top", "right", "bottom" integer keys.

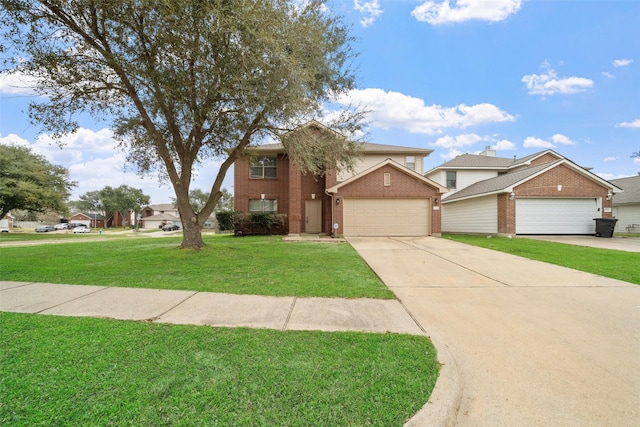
[{"left": 348, "top": 237, "right": 640, "bottom": 427}]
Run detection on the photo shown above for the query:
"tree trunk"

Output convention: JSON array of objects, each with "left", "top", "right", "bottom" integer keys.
[{"left": 180, "top": 219, "right": 205, "bottom": 250}]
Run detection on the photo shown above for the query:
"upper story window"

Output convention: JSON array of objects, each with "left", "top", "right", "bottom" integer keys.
[
  {"left": 446, "top": 171, "right": 457, "bottom": 189},
  {"left": 405, "top": 156, "right": 416, "bottom": 170},
  {"left": 250, "top": 156, "right": 277, "bottom": 179}
]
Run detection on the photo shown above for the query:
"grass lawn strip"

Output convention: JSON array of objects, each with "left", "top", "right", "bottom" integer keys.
[
  {"left": 0, "top": 312, "right": 438, "bottom": 426},
  {"left": 445, "top": 235, "right": 639, "bottom": 285},
  {"left": 0, "top": 235, "right": 393, "bottom": 299}
]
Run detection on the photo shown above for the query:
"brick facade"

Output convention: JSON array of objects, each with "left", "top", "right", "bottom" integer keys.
[
  {"left": 235, "top": 158, "right": 443, "bottom": 236},
  {"left": 495, "top": 163, "right": 613, "bottom": 235}
]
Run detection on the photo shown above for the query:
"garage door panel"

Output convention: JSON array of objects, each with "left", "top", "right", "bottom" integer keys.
[
  {"left": 516, "top": 198, "right": 597, "bottom": 234},
  {"left": 344, "top": 199, "right": 429, "bottom": 236}
]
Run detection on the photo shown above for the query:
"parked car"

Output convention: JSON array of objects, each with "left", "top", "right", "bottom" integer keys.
[
  {"left": 54, "top": 223, "right": 70, "bottom": 230},
  {"left": 73, "top": 226, "right": 91, "bottom": 233},
  {"left": 35, "top": 225, "right": 55, "bottom": 232},
  {"left": 68, "top": 223, "right": 83, "bottom": 229},
  {"left": 162, "top": 223, "right": 180, "bottom": 231}
]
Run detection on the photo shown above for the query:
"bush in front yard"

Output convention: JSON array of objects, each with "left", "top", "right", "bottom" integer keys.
[{"left": 233, "top": 212, "right": 287, "bottom": 235}]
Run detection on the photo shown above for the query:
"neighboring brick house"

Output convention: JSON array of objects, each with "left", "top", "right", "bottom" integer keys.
[
  {"left": 69, "top": 212, "right": 106, "bottom": 228},
  {"left": 424, "top": 149, "right": 622, "bottom": 235},
  {"left": 234, "top": 121, "right": 448, "bottom": 236}
]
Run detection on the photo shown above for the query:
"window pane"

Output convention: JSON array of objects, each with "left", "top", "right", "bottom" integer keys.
[
  {"left": 249, "top": 167, "right": 264, "bottom": 179},
  {"left": 446, "top": 171, "right": 456, "bottom": 189},
  {"left": 405, "top": 156, "right": 416, "bottom": 170},
  {"left": 249, "top": 199, "right": 277, "bottom": 213},
  {"left": 249, "top": 156, "right": 277, "bottom": 179}
]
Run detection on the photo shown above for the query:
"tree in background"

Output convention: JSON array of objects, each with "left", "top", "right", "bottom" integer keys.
[
  {"left": 1, "top": 0, "right": 365, "bottom": 249},
  {"left": 111, "top": 185, "right": 150, "bottom": 228},
  {"left": 0, "top": 144, "right": 75, "bottom": 220},
  {"left": 74, "top": 185, "right": 149, "bottom": 228},
  {"left": 171, "top": 188, "right": 233, "bottom": 214}
]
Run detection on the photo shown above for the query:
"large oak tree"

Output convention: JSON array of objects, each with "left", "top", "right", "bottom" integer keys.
[{"left": 1, "top": 0, "right": 364, "bottom": 249}]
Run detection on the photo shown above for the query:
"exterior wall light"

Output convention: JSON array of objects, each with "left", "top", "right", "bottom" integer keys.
[{"left": 509, "top": 192, "right": 515, "bottom": 200}]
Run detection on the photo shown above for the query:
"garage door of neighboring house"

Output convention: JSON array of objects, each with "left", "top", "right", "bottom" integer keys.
[
  {"left": 516, "top": 198, "right": 598, "bottom": 234},
  {"left": 343, "top": 198, "right": 430, "bottom": 236}
]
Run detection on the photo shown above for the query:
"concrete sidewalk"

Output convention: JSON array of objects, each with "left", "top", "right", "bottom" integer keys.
[{"left": 0, "top": 281, "right": 423, "bottom": 335}]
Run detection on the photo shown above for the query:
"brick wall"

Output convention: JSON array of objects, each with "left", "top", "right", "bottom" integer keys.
[
  {"left": 529, "top": 153, "right": 562, "bottom": 166},
  {"left": 332, "top": 165, "right": 442, "bottom": 235},
  {"left": 234, "top": 154, "right": 290, "bottom": 215},
  {"left": 514, "top": 164, "right": 612, "bottom": 216}
]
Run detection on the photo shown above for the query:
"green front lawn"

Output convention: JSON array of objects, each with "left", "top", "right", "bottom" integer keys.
[
  {"left": 445, "top": 235, "right": 640, "bottom": 285},
  {"left": 0, "top": 235, "right": 393, "bottom": 298},
  {"left": 0, "top": 312, "right": 438, "bottom": 426}
]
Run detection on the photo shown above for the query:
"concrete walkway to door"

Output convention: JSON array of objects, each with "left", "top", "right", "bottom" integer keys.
[{"left": 348, "top": 237, "right": 640, "bottom": 427}]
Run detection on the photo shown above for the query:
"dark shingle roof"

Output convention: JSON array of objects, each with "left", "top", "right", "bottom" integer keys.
[
  {"left": 426, "top": 150, "right": 565, "bottom": 174},
  {"left": 443, "top": 161, "right": 560, "bottom": 202},
  {"left": 609, "top": 175, "right": 640, "bottom": 204}
]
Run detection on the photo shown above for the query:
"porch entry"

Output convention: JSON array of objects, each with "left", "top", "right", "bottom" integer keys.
[{"left": 305, "top": 199, "right": 322, "bottom": 233}]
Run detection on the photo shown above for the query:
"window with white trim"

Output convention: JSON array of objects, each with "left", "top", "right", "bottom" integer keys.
[
  {"left": 250, "top": 156, "right": 277, "bottom": 179},
  {"left": 446, "top": 171, "right": 457, "bottom": 189},
  {"left": 249, "top": 199, "right": 278, "bottom": 213},
  {"left": 383, "top": 173, "right": 391, "bottom": 186},
  {"left": 405, "top": 156, "right": 416, "bottom": 170}
]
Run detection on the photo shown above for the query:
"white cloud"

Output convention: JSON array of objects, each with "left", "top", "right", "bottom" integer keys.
[
  {"left": 354, "top": 0, "right": 383, "bottom": 27},
  {"left": 432, "top": 133, "right": 484, "bottom": 148},
  {"left": 334, "top": 88, "right": 515, "bottom": 134},
  {"left": 522, "top": 62, "right": 593, "bottom": 95},
  {"left": 494, "top": 139, "right": 516, "bottom": 150},
  {"left": 550, "top": 134, "right": 575, "bottom": 145},
  {"left": 439, "top": 148, "right": 465, "bottom": 161},
  {"left": 616, "top": 119, "right": 640, "bottom": 128},
  {"left": 523, "top": 136, "right": 555, "bottom": 148},
  {"left": 602, "top": 71, "right": 614, "bottom": 79},
  {"left": 412, "top": 0, "right": 522, "bottom": 25},
  {"left": 612, "top": 59, "right": 633, "bottom": 68},
  {"left": 0, "top": 71, "right": 42, "bottom": 96},
  {"left": 603, "top": 156, "right": 616, "bottom": 162},
  {"left": 523, "top": 134, "right": 574, "bottom": 148}
]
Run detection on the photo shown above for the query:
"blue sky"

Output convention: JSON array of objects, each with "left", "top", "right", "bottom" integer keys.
[{"left": 1, "top": 0, "right": 639, "bottom": 204}]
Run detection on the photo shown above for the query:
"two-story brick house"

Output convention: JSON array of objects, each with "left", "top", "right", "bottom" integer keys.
[
  {"left": 234, "top": 121, "right": 448, "bottom": 236},
  {"left": 424, "top": 148, "right": 622, "bottom": 235}
]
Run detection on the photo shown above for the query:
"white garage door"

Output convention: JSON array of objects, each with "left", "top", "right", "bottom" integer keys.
[
  {"left": 343, "top": 198, "right": 430, "bottom": 236},
  {"left": 516, "top": 198, "right": 597, "bottom": 234}
]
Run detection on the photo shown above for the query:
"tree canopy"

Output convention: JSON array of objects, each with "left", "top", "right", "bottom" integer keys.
[
  {"left": 74, "top": 185, "right": 149, "bottom": 227},
  {"left": 0, "top": 144, "right": 75, "bottom": 220},
  {"left": 1, "top": 0, "right": 364, "bottom": 249}
]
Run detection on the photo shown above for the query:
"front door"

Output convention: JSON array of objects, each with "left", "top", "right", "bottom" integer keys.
[{"left": 305, "top": 200, "right": 322, "bottom": 233}]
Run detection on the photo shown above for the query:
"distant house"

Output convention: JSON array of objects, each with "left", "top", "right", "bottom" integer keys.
[
  {"left": 424, "top": 149, "right": 621, "bottom": 235},
  {"left": 141, "top": 204, "right": 180, "bottom": 229},
  {"left": 69, "top": 212, "right": 105, "bottom": 228},
  {"left": 234, "top": 121, "right": 447, "bottom": 236},
  {"left": 609, "top": 175, "right": 640, "bottom": 232},
  {"left": 140, "top": 203, "right": 217, "bottom": 229},
  {"left": 0, "top": 212, "right": 14, "bottom": 231}
]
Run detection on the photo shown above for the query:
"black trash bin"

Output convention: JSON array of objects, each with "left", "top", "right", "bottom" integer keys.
[{"left": 593, "top": 218, "right": 618, "bottom": 238}]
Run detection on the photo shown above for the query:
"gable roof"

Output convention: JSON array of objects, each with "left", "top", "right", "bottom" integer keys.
[
  {"left": 147, "top": 203, "right": 177, "bottom": 211},
  {"left": 609, "top": 175, "right": 639, "bottom": 204},
  {"left": 425, "top": 149, "right": 565, "bottom": 174},
  {"left": 326, "top": 158, "right": 448, "bottom": 194},
  {"left": 443, "top": 159, "right": 619, "bottom": 203}
]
